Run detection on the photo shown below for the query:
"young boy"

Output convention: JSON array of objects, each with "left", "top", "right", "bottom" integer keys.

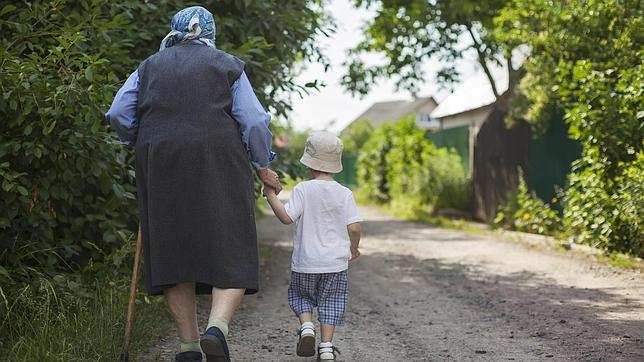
[{"left": 263, "top": 131, "right": 362, "bottom": 360}]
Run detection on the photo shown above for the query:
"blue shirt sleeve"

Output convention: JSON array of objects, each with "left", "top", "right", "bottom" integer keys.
[
  {"left": 105, "top": 70, "right": 140, "bottom": 145},
  {"left": 231, "top": 71, "right": 276, "bottom": 170}
]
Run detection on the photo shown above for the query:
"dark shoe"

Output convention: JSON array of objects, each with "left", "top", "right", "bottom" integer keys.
[
  {"left": 296, "top": 324, "right": 316, "bottom": 357},
  {"left": 200, "top": 327, "right": 230, "bottom": 362},
  {"left": 175, "top": 351, "right": 203, "bottom": 361}
]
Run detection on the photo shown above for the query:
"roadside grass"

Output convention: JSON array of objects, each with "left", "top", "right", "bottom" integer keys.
[
  {"left": 596, "top": 252, "right": 643, "bottom": 270},
  {"left": 0, "top": 233, "right": 171, "bottom": 361},
  {"left": 0, "top": 276, "right": 169, "bottom": 361},
  {"left": 416, "top": 214, "right": 488, "bottom": 236}
]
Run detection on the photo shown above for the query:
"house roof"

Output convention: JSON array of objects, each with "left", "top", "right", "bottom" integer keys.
[
  {"left": 350, "top": 96, "right": 437, "bottom": 128},
  {"left": 431, "top": 67, "right": 509, "bottom": 119}
]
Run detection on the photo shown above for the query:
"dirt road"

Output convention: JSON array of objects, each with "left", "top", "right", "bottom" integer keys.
[{"left": 146, "top": 204, "right": 644, "bottom": 361}]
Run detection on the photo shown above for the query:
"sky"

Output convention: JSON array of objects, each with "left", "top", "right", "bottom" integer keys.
[{"left": 288, "top": 0, "right": 482, "bottom": 133}]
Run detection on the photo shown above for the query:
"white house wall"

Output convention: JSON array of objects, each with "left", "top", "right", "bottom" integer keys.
[{"left": 437, "top": 105, "right": 492, "bottom": 133}]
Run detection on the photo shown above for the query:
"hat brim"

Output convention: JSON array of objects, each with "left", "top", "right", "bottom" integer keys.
[{"left": 300, "top": 153, "right": 343, "bottom": 174}]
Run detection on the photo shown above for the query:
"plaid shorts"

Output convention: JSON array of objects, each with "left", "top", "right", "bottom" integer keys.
[{"left": 288, "top": 270, "right": 348, "bottom": 325}]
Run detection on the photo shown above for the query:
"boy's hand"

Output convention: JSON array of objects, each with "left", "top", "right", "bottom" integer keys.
[{"left": 349, "top": 246, "right": 360, "bottom": 261}]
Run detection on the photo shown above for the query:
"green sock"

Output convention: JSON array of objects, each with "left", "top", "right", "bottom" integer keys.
[
  {"left": 179, "top": 338, "right": 202, "bottom": 353},
  {"left": 207, "top": 315, "right": 229, "bottom": 338}
]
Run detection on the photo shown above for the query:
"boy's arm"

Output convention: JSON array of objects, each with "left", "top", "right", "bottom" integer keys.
[
  {"left": 264, "top": 188, "right": 293, "bottom": 225},
  {"left": 347, "top": 222, "right": 361, "bottom": 261}
]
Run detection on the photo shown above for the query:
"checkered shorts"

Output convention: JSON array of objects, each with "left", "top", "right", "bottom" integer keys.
[{"left": 288, "top": 270, "right": 348, "bottom": 326}]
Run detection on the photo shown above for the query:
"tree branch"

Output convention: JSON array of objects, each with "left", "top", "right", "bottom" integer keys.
[{"left": 466, "top": 25, "right": 500, "bottom": 99}]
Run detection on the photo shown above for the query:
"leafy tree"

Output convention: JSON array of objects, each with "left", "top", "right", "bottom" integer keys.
[
  {"left": 342, "top": 0, "right": 517, "bottom": 99},
  {"left": 496, "top": 0, "right": 643, "bottom": 255},
  {"left": 340, "top": 119, "right": 374, "bottom": 154},
  {"left": 348, "top": 0, "right": 643, "bottom": 255},
  {"left": 0, "top": 0, "right": 331, "bottom": 284}
]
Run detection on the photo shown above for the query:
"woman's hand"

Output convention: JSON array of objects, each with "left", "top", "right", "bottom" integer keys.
[{"left": 257, "top": 168, "right": 282, "bottom": 195}]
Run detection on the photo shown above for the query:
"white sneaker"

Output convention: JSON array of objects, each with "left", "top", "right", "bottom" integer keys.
[
  {"left": 296, "top": 322, "right": 315, "bottom": 357},
  {"left": 318, "top": 342, "right": 340, "bottom": 360}
]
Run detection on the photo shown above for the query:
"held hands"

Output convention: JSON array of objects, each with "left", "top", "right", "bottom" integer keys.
[
  {"left": 257, "top": 168, "right": 282, "bottom": 195},
  {"left": 349, "top": 246, "right": 360, "bottom": 261}
]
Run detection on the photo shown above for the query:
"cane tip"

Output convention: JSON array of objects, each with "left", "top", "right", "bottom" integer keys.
[{"left": 119, "top": 351, "right": 129, "bottom": 361}]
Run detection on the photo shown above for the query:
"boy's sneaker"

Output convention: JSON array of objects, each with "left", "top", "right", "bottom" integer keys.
[
  {"left": 200, "top": 327, "right": 230, "bottom": 362},
  {"left": 318, "top": 342, "right": 340, "bottom": 360},
  {"left": 296, "top": 322, "right": 316, "bottom": 357}
]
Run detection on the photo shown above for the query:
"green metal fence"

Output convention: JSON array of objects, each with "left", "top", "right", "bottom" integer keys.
[
  {"left": 529, "top": 118, "right": 581, "bottom": 201},
  {"left": 426, "top": 125, "right": 470, "bottom": 173},
  {"left": 336, "top": 154, "right": 358, "bottom": 189}
]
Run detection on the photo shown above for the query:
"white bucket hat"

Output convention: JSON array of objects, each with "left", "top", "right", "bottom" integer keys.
[{"left": 300, "top": 131, "right": 344, "bottom": 173}]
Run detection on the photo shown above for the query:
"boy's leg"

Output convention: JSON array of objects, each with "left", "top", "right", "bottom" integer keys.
[
  {"left": 289, "top": 272, "right": 318, "bottom": 357},
  {"left": 320, "top": 324, "right": 336, "bottom": 342},
  {"left": 316, "top": 270, "right": 348, "bottom": 360},
  {"left": 298, "top": 312, "right": 313, "bottom": 324},
  {"left": 288, "top": 271, "right": 317, "bottom": 319}
]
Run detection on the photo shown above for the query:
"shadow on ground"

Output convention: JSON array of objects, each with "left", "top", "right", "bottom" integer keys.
[{"left": 247, "top": 215, "right": 644, "bottom": 361}]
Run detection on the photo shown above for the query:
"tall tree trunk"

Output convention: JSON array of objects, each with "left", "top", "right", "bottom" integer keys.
[{"left": 507, "top": 56, "right": 520, "bottom": 92}]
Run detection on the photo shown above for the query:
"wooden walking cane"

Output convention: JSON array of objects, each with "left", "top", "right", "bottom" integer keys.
[{"left": 120, "top": 225, "right": 143, "bottom": 362}]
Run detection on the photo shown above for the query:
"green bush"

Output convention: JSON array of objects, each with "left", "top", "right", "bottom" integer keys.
[
  {"left": 494, "top": 171, "right": 562, "bottom": 236},
  {"left": 357, "top": 117, "right": 469, "bottom": 217},
  {"left": 615, "top": 152, "right": 644, "bottom": 255},
  {"left": 0, "top": 1, "right": 139, "bottom": 287},
  {"left": 356, "top": 122, "right": 394, "bottom": 204},
  {"left": 563, "top": 150, "right": 644, "bottom": 255},
  {"left": 562, "top": 149, "right": 617, "bottom": 249},
  {"left": 340, "top": 119, "right": 374, "bottom": 154}
]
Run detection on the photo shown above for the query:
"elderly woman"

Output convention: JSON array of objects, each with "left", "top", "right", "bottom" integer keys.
[{"left": 106, "top": 6, "right": 281, "bottom": 362}]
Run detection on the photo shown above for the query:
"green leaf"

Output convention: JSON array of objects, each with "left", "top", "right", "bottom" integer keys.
[
  {"left": 85, "top": 66, "right": 94, "bottom": 82},
  {"left": 17, "top": 185, "right": 29, "bottom": 196},
  {"left": 0, "top": 265, "right": 9, "bottom": 278},
  {"left": 0, "top": 217, "right": 10, "bottom": 229},
  {"left": 0, "top": 4, "right": 16, "bottom": 17},
  {"left": 44, "top": 120, "right": 57, "bottom": 135}
]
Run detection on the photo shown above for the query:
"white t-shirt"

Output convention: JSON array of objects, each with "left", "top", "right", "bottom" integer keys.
[{"left": 285, "top": 180, "right": 362, "bottom": 273}]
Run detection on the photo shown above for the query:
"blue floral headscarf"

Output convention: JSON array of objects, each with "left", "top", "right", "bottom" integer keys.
[{"left": 159, "top": 6, "right": 216, "bottom": 50}]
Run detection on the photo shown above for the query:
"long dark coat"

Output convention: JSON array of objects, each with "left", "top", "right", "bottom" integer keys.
[{"left": 134, "top": 43, "right": 258, "bottom": 295}]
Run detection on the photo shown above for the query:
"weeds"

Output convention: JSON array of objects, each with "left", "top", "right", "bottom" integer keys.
[{"left": 0, "top": 276, "right": 168, "bottom": 361}]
